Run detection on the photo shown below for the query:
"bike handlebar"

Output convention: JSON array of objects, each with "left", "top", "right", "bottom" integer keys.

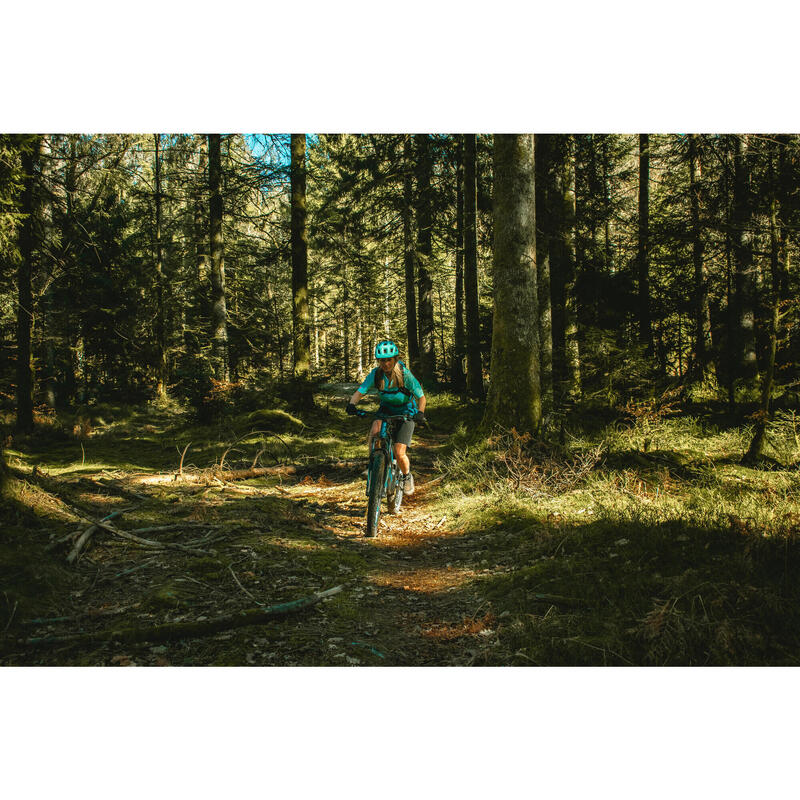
[{"left": 352, "top": 408, "right": 427, "bottom": 427}]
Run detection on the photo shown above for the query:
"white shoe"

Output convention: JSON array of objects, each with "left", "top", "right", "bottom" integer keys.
[{"left": 403, "top": 472, "right": 415, "bottom": 495}]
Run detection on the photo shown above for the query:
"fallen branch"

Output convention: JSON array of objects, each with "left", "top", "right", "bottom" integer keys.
[
  {"left": 67, "top": 509, "right": 129, "bottom": 564},
  {"left": 69, "top": 512, "right": 214, "bottom": 556},
  {"left": 228, "top": 564, "right": 264, "bottom": 605},
  {"left": 20, "top": 603, "right": 142, "bottom": 627},
  {"left": 24, "top": 585, "right": 345, "bottom": 649}
]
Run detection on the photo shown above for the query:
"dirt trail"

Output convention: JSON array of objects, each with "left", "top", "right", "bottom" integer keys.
[
  {"left": 272, "top": 431, "right": 497, "bottom": 666},
  {"left": 3, "top": 424, "right": 500, "bottom": 667}
]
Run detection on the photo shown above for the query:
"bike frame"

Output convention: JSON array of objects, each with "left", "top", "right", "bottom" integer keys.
[{"left": 356, "top": 410, "right": 411, "bottom": 524}]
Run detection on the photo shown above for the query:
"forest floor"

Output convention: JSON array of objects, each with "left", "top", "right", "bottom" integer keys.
[
  {"left": 4, "top": 388, "right": 800, "bottom": 666},
  {"left": 0, "top": 389, "right": 504, "bottom": 666}
]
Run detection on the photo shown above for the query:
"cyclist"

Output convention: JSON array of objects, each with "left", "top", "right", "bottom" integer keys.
[{"left": 346, "top": 340, "right": 427, "bottom": 495}]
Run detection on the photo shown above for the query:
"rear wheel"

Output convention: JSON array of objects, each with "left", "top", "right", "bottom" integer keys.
[{"left": 365, "top": 450, "right": 386, "bottom": 537}]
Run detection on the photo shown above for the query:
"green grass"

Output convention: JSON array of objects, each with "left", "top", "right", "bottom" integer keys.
[
  {"left": 427, "top": 408, "right": 800, "bottom": 665},
  {"left": 5, "top": 392, "right": 800, "bottom": 665}
]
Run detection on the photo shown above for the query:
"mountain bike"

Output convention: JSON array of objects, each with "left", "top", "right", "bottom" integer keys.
[{"left": 353, "top": 409, "right": 415, "bottom": 537}]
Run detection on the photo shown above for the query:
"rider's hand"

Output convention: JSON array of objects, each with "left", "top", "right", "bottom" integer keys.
[
  {"left": 413, "top": 411, "right": 427, "bottom": 426},
  {"left": 346, "top": 402, "right": 358, "bottom": 416}
]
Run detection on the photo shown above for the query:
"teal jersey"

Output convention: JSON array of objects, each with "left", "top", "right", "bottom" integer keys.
[{"left": 358, "top": 364, "right": 424, "bottom": 411}]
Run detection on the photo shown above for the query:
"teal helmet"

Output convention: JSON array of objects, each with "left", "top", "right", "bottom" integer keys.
[{"left": 374, "top": 340, "right": 399, "bottom": 359}]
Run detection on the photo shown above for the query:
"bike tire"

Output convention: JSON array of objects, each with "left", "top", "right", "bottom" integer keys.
[
  {"left": 365, "top": 450, "right": 386, "bottom": 537},
  {"left": 392, "top": 474, "right": 404, "bottom": 514},
  {"left": 386, "top": 463, "right": 398, "bottom": 512}
]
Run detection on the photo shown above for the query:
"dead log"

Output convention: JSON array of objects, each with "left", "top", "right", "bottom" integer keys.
[{"left": 24, "top": 585, "right": 344, "bottom": 649}]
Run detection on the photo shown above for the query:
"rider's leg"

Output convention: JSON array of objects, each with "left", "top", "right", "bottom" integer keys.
[
  {"left": 368, "top": 419, "right": 382, "bottom": 450},
  {"left": 394, "top": 442, "right": 410, "bottom": 474}
]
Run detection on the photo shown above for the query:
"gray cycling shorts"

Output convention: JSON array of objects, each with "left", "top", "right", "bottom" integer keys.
[{"left": 374, "top": 410, "right": 415, "bottom": 447}]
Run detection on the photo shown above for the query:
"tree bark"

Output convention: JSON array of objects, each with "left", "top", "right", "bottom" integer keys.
[
  {"left": 208, "top": 133, "right": 229, "bottom": 382},
  {"left": 452, "top": 138, "right": 466, "bottom": 392},
  {"left": 342, "top": 261, "right": 350, "bottom": 380},
  {"left": 688, "top": 134, "right": 712, "bottom": 378},
  {"left": 484, "top": 134, "right": 541, "bottom": 435},
  {"left": 560, "top": 135, "right": 581, "bottom": 402},
  {"left": 463, "top": 134, "right": 484, "bottom": 398},
  {"left": 415, "top": 134, "right": 436, "bottom": 385},
  {"left": 290, "top": 133, "right": 314, "bottom": 409},
  {"left": 403, "top": 135, "right": 419, "bottom": 371},
  {"left": 534, "top": 134, "right": 554, "bottom": 416},
  {"left": 638, "top": 133, "right": 652, "bottom": 352},
  {"left": 16, "top": 135, "right": 41, "bottom": 434},
  {"left": 732, "top": 134, "right": 757, "bottom": 384},
  {"left": 154, "top": 134, "right": 168, "bottom": 398},
  {"left": 745, "top": 139, "right": 786, "bottom": 462},
  {"left": 192, "top": 136, "right": 209, "bottom": 351}
]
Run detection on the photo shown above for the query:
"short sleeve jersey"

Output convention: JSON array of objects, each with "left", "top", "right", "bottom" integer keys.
[{"left": 357, "top": 363, "right": 424, "bottom": 412}]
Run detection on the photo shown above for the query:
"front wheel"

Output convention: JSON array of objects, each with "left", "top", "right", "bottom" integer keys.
[
  {"left": 390, "top": 465, "right": 404, "bottom": 514},
  {"left": 365, "top": 450, "right": 386, "bottom": 537}
]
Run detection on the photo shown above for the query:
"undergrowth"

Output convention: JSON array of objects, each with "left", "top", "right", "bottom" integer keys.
[{"left": 430, "top": 403, "right": 800, "bottom": 665}]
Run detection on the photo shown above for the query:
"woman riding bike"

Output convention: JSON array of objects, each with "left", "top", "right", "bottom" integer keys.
[{"left": 346, "top": 340, "right": 427, "bottom": 496}]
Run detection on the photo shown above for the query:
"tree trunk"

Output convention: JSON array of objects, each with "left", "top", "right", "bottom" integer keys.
[
  {"left": 746, "top": 140, "right": 786, "bottom": 461},
  {"left": 194, "top": 135, "right": 210, "bottom": 322},
  {"left": 463, "top": 134, "right": 483, "bottom": 398},
  {"left": 403, "top": 135, "right": 419, "bottom": 370},
  {"left": 208, "top": 133, "right": 229, "bottom": 382},
  {"left": 602, "top": 135, "right": 614, "bottom": 280},
  {"left": 560, "top": 135, "right": 581, "bottom": 402},
  {"left": 452, "top": 138, "right": 466, "bottom": 392},
  {"left": 688, "top": 133, "right": 712, "bottom": 379},
  {"left": 534, "top": 134, "right": 554, "bottom": 416},
  {"left": 290, "top": 133, "right": 314, "bottom": 409},
  {"left": 484, "top": 134, "right": 541, "bottom": 435},
  {"left": 383, "top": 258, "right": 391, "bottom": 336},
  {"left": 415, "top": 134, "right": 436, "bottom": 385},
  {"left": 342, "top": 264, "right": 350, "bottom": 381},
  {"left": 356, "top": 306, "right": 364, "bottom": 381},
  {"left": 313, "top": 295, "right": 320, "bottom": 372},
  {"left": 732, "top": 134, "right": 757, "bottom": 384},
  {"left": 638, "top": 133, "right": 652, "bottom": 352},
  {"left": 154, "top": 134, "right": 168, "bottom": 398},
  {"left": 16, "top": 135, "right": 41, "bottom": 434}
]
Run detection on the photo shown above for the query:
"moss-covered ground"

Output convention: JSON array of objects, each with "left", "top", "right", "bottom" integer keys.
[{"left": 2, "top": 388, "right": 799, "bottom": 666}]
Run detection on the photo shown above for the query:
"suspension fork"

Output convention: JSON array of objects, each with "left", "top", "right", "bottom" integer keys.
[{"left": 367, "top": 425, "right": 393, "bottom": 495}]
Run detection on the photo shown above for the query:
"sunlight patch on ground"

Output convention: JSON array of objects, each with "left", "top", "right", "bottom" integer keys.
[
  {"left": 421, "top": 613, "right": 496, "bottom": 641},
  {"left": 133, "top": 473, "right": 181, "bottom": 485},
  {"left": 369, "top": 566, "right": 478, "bottom": 594}
]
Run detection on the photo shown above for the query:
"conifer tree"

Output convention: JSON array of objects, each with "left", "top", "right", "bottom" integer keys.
[
  {"left": 290, "top": 133, "right": 313, "bottom": 408},
  {"left": 16, "top": 135, "right": 41, "bottom": 433},
  {"left": 485, "top": 134, "right": 541, "bottom": 434},
  {"left": 415, "top": 134, "right": 436, "bottom": 384},
  {"left": 463, "top": 134, "right": 483, "bottom": 398},
  {"left": 208, "top": 133, "right": 229, "bottom": 381}
]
